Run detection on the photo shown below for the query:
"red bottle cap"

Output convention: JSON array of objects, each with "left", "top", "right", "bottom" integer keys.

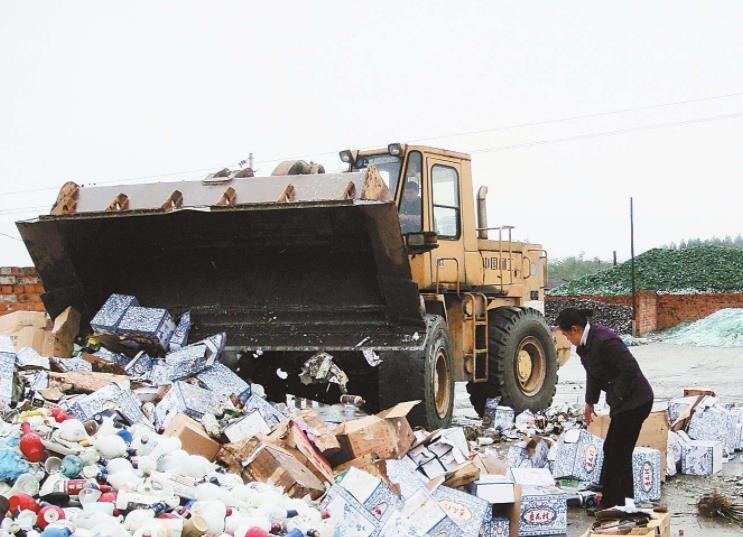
[
  {"left": 37, "top": 505, "right": 65, "bottom": 529},
  {"left": 8, "top": 493, "right": 39, "bottom": 514}
]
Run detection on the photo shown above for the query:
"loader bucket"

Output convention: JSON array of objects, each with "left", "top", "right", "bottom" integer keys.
[{"left": 17, "top": 168, "right": 425, "bottom": 352}]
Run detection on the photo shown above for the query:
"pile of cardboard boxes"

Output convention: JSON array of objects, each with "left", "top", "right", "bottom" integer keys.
[{"left": 3, "top": 293, "right": 743, "bottom": 536}]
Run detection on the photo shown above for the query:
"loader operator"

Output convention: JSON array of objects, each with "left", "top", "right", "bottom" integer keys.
[
  {"left": 399, "top": 179, "right": 422, "bottom": 234},
  {"left": 556, "top": 308, "right": 654, "bottom": 511}
]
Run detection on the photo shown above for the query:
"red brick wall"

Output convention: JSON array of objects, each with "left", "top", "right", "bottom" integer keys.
[
  {"left": 547, "top": 291, "right": 743, "bottom": 335},
  {"left": 0, "top": 267, "right": 45, "bottom": 314},
  {"left": 635, "top": 290, "right": 658, "bottom": 334},
  {"left": 657, "top": 293, "right": 743, "bottom": 330}
]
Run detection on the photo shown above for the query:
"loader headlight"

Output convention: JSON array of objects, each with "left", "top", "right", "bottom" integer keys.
[
  {"left": 339, "top": 150, "right": 354, "bottom": 164},
  {"left": 387, "top": 143, "right": 403, "bottom": 156}
]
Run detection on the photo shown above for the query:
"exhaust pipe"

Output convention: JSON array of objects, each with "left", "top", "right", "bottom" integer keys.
[{"left": 477, "top": 186, "right": 488, "bottom": 239}]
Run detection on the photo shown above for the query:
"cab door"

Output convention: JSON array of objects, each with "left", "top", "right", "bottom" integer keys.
[{"left": 427, "top": 156, "right": 466, "bottom": 289}]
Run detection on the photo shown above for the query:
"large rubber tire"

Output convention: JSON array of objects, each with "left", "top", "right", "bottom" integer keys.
[
  {"left": 376, "top": 315, "right": 454, "bottom": 429},
  {"left": 466, "top": 307, "right": 557, "bottom": 417}
]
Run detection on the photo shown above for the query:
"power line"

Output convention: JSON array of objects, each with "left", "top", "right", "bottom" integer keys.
[
  {"left": 1, "top": 89, "right": 742, "bottom": 197},
  {"left": 0, "top": 231, "right": 22, "bottom": 242},
  {"left": 408, "top": 90, "right": 743, "bottom": 144},
  {"left": 467, "top": 110, "right": 743, "bottom": 154}
]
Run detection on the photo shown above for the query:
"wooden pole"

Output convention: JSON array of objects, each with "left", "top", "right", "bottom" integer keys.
[{"left": 630, "top": 197, "right": 637, "bottom": 336}]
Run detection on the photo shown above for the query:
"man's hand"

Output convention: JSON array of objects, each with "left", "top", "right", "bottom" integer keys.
[{"left": 584, "top": 403, "right": 597, "bottom": 425}]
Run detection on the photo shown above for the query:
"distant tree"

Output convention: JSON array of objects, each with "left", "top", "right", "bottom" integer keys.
[{"left": 549, "top": 254, "right": 610, "bottom": 281}]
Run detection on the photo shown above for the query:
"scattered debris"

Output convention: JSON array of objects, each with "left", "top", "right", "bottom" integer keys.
[{"left": 697, "top": 491, "right": 743, "bottom": 525}]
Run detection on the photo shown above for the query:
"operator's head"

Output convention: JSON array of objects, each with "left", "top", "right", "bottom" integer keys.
[
  {"left": 403, "top": 180, "right": 420, "bottom": 202},
  {"left": 556, "top": 307, "right": 592, "bottom": 346}
]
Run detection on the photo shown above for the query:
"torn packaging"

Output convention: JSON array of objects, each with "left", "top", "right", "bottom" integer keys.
[
  {"left": 686, "top": 403, "right": 738, "bottom": 450},
  {"left": 163, "top": 413, "right": 220, "bottom": 460},
  {"left": 632, "top": 447, "right": 661, "bottom": 502},
  {"left": 168, "top": 310, "right": 191, "bottom": 352},
  {"left": 242, "top": 442, "right": 325, "bottom": 499},
  {"left": 266, "top": 419, "right": 334, "bottom": 484},
  {"left": 483, "top": 399, "right": 515, "bottom": 430},
  {"left": 335, "top": 467, "right": 400, "bottom": 528},
  {"left": 378, "top": 487, "right": 460, "bottom": 537},
  {"left": 332, "top": 401, "right": 418, "bottom": 464},
  {"left": 294, "top": 408, "right": 340, "bottom": 456},
  {"left": 321, "top": 485, "right": 379, "bottom": 537},
  {"left": 223, "top": 410, "right": 271, "bottom": 443},
  {"left": 432, "top": 484, "right": 490, "bottom": 537},
  {"left": 0, "top": 308, "right": 79, "bottom": 358},
  {"left": 65, "top": 382, "right": 145, "bottom": 425},
  {"left": 551, "top": 429, "right": 604, "bottom": 484},
  {"left": 153, "top": 381, "right": 218, "bottom": 430}
]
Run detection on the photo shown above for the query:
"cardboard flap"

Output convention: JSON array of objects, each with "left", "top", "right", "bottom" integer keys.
[{"left": 377, "top": 400, "right": 420, "bottom": 419}]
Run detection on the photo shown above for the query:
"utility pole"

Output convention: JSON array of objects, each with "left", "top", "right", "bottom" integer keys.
[
  {"left": 613, "top": 250, "right": 617, "bottom": 266},
  {"left": 630, "top": 197, "right": 637, "bottom": 336}
]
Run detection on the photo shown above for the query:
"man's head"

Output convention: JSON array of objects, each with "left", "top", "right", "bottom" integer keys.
[
  {"left": 555, "top": 307, "right": 593, "bottom": 346},
  {"left": 403, "top": 180, "right": 420, "bottom": 203}
]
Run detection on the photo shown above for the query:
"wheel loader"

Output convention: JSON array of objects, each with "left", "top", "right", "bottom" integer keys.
[{"left": 17, "top": 143, "right": 571, "bottom": 429}]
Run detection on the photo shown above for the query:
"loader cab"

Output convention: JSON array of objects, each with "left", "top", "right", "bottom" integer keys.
[{"left": 348, "top": 144, "right": 480, "bottom": 292}]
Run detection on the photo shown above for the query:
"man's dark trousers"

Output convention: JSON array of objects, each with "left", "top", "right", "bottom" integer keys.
[{"left": 599, "top": 401, "right": 653, "bottom": 508}]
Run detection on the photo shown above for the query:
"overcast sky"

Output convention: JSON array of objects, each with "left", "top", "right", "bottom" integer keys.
[{"left": 1, "top": 1, "right": 741, "bottom": 265}]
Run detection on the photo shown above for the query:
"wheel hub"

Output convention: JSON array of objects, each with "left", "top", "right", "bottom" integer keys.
[
  {"left": 434, "top": 349, "right": 451, "bottom": 419},
  {"left": 517, "top": 350, "right": 533, "bottom": 382},
  {"left": 515, "top": 336, "right": 547, "bottom": 396}
]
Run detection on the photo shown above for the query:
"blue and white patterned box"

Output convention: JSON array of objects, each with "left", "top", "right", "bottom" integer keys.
[
  {"left": 117, "top": 306, "right": 175, "bottom": 349},
  {"left": 0, "top": 350, "right": 16, "bottom": 405},
  {"left": 166, "top": 345, "right": 214, "bottom": 381},
  {"left": 124, "top": 351, "right": 155, "bottom": 381},
  {"left": 168, "top": 311, "right": 192, "bottom": 352},
  {"left": 153, "top": 381, "right": 218, "bottom": 429},
  {"left": 484, "top": 399, "right": 515, "bottom": 430},
  {"left": 632, "top": 447, "right": 661, "bottom": 502},
  {"left": 197, "top": 362, "right": 251, "bottom": 400},
  {"left": 336, "top": 467, "right": 401, "bottom": 530},
  {"left": 507, "top": 437, "right": 551, "bottom": 469},
  {"left": 90, "top": 294, "right": 139, "bottom": 334},
  {"left": 67, "top": 382, "right": 145, "bottom": 425},
  {"left": 51, "top": 356, "right": 92, "bottom": 373},
  {"left": 519, "top": 485, "right": 567, "bottom": 536},
  {"left": 551, "top": 429, "right": 604, "bottom": 484},
  {"left": 432, "top": 485, "right": 490, "bottom": 537},
  {"left": 667, "top": 396, "right": 697, "bottom": 424},
  {"left": 242, "top": 391, "right": 286, "bottom": 429},
  {"left": 321, "top": 485, "right": 378, "bottom": 537},
  {"left": 482, "top": 516, "right": 510, "bottom": 537},
  {"left": 687, "top": 404, "right": 737, "bottom": 450},
  {"left": 678, "top": 431, "right": 723, "bottom": 476},
  {"left": 378, "top": 488, "right": 460, "bottom": 537},
  {"left": 386, "top": 456, "right": 429, "bottom": 500}
]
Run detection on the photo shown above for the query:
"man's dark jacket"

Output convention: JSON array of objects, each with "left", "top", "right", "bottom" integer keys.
[{"left": 576, "top": 323, "right": 653, "bottom": 416}]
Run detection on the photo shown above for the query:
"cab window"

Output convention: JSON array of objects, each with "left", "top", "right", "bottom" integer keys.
[
  {"left": 399, "top": 151, "right": 423, "bottom": 234},
  {"left": 432, "top": 165, "right": 460, "bottom": 239}
]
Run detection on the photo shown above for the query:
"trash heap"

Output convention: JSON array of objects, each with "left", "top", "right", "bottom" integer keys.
[
  {"left": 548, "top": 245, "right": 743, "bottom": 296},
  {"left": 0, "top": 293, "right": 739, "bottom": 537}
]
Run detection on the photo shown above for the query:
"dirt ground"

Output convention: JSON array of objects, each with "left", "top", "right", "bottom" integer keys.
[{"left": 454, "top": 342, "right": 743, "bottom": 536}]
